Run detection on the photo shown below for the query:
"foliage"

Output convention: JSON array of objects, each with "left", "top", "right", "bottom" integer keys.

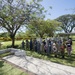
[
  {"left": 0, "top": 0, "right": 44, "bottom": 47},
  {"left": 56, "top": 14, "right": 75, "bottom": 33},
  {"left": 27, "top": 19, "right": 60, "bottom": 38},
  {"left": 0, "top": 32, "right": 9, "bottom": 37},
  {"left": 45, "top": 19, "right": 60, "bottom": 36},
  {"left": 27, "top": 19, "right": 46, "bottom": 38},
  {"left": 24, "top": 30, "right": 36, "bottom": 38}
]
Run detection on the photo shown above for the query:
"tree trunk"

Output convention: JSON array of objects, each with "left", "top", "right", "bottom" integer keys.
[
  {"left": 11, "top": 36, "right": 15, "bottom": 48},
  {"left": 67, "top": 35, "right": 70, "bottom": 39},
  {"left": 40, "top": 35, "right": 43, "bottom": 38}
]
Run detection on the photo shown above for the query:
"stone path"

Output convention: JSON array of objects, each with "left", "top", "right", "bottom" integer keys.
[{"left": 3, "top": 55, "right": 75, "bottom": 75}]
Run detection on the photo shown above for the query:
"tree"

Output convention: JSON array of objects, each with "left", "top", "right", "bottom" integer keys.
[
  {"left": 27, "top": 19, "right": 60, "bottom": 38},
  {"left": 0, "top": 0, "right": 44, "bottom": 47},
  {"left": 0, "top": 32, "right": 9, "bottom": 37},
  {"left": 56, "top": 14, "right": 75, "bottom": 33},
  {"left": 45, "top": 19, "right": 60, "bottom": 37},
  {"left": 27, "top": 19, "right": 46, "bottom": 38}
]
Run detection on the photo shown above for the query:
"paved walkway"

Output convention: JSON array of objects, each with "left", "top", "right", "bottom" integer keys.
[{"left": 3, "top": 55, "right": 75, "bottom": 75}]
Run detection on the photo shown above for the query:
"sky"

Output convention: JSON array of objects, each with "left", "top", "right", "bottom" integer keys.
[{"left": 41, "top": 0, "right": 75, "bottom": 20}]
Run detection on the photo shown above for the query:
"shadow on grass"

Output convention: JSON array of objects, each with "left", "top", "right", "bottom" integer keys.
[
  {"left": 0, "top": 60, "right": 4, "bottom": 75},
  {"left": 0, "top": 60, "right": 4, "bottom": 68},
  {"left": 26, "top": 49, "right": 75, "bottom": 67}
]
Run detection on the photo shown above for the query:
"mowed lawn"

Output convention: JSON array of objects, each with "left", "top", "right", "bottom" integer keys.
[
  {"left": 1, "top": 40, "right": 22, "bottom": 49},
  {"left": 1, "top": 40, "right": 22, "bottom": 47},
  {"left": 0, "top": 60, "right": 28, "bottom": 75}
]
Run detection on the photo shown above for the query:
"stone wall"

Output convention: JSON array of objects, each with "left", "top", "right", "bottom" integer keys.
[
  {"left": 0, "top": 48, "right": 26, "bottom": 57},
  {"left": 0, "top": 48, "right": 11, "bottom": 54}
]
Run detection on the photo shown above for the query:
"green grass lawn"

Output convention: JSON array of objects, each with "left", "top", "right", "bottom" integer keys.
[
  {"left": 0, "top": 40, "right": 22, "bottom": 49},
  {"left": 0, "top": 60, "right": 28, "bottom": 75},
  {"left": 2, "top": 40, "right": 22, "bottom": 46}
]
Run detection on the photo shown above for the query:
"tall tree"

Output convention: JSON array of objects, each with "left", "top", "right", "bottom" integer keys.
[
  {"left": 45, "top": 19, "right": 60, "bottom": 37},
  {"left": 56, "top": 14, "right": 75, "bottom": 33},
  {"left": 27, "top": 19, "right": 45, "bottom": 38},
  {"left": 27, "top": 19, "right": 60, "bottom": 38},
  {"left": 0, "top": 0, "right": 44, "bottom": 47}
]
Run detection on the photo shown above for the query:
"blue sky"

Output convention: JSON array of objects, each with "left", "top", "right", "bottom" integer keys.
[{"left": 41, "top": 0, "right": 75, "bottom": 20}]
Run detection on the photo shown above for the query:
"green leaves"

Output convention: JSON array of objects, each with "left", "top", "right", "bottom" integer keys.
[
  {"left": 27, "top": 19, "right": 60, "bottom": 37},
  {"left": 56, "top": 14, "right": 75, "bottom": 33},
  {"left": 0, "top": 0, "right": 44, "bottom": 47}
]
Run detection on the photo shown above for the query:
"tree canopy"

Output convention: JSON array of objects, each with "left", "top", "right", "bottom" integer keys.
[
  {"left": 56, "top": 14, "right": 75, "bottom": 33},
  {"left": 0, "top": 0, "right": 44, "bottom": 47},
  {"left": 27, "top": 19, "right": 60, "bottom": 38}
]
